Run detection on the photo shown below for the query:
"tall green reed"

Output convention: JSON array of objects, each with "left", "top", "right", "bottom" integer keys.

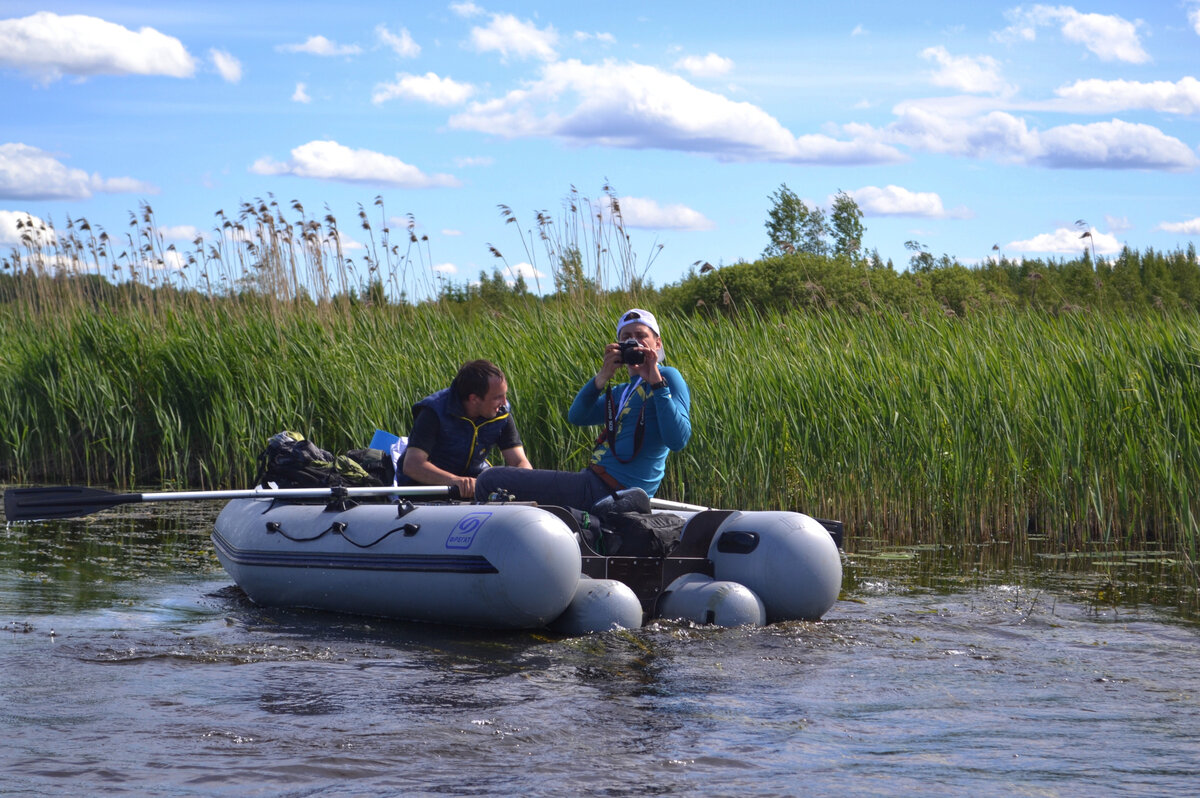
[{"left": 2, "top": 297, "right": 1197, "bottom": 554}]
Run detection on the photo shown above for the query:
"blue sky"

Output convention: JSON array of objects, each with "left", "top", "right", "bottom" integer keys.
[{"left": 2, "top": 1, "right": 1199, "bottom": 297}]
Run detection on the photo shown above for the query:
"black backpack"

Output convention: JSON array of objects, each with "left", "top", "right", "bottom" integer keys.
[
  {"left": 255, "top": 431, "right": 385, "bottom": 489},
  {"left": 573, "top": 505, "right": 684, "bottom": 557}
]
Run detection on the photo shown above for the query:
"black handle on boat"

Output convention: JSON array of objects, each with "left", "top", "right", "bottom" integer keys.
[{"left": 4, "top": 484, "right": 458, "bottom": 523}]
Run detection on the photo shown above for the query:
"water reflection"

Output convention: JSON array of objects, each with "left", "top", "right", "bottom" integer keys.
[
  {"left": 3, "top": 497, "right": 1200, "bottom": 796},
  {"left": 845, "top": 534, "right": 1199, "bottom": 621}
]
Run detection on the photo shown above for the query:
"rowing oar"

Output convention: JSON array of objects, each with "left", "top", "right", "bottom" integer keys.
[{"left": 3, "top": 484, "right": 456, "bottom": 523}]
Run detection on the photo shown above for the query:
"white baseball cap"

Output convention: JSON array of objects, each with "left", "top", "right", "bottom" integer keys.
[{"left": 616, "top": 308, "right": 660, "bottom": 339}]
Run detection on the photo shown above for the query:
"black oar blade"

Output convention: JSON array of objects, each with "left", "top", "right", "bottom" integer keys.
[{"left": 3, "top": 486, "right": 141, "bottom": 522}]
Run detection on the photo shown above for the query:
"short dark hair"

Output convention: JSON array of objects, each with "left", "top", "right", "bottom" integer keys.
[{"left": 452, "top": 359, "right": 504, "bottom": 402}]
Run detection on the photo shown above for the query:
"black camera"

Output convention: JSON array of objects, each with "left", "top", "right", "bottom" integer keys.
[{"left": 618, "top": 339, "right": 645, "bottom": 365}]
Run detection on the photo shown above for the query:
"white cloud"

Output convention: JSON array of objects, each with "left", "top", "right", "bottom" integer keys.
[
  {"left": 674, "top": 52, "right": 734, "bottom": 78},
  {"left": 453, "top": 156, "right": 494, "bottom": 167},
  {"left": 1191, "top": 6, "right": 1200, "bottom": 36},
  {"left": 449, "top": 59, "right": 904, "bottom": 165},
  {"left": 575, "top": 31, "right": 616, "bottom": 45},
  {"left": 159, "top": 249, "right": 186, "bottom": 271},
  {"left": 451, "top": 2, "right": 484, "bottom": 17},
  {"left": 468, "top": 13, "right": 558, "bottom": 62},
  {"left": 920, "top": 46, "right": 1011, "bottom": 95},
  {"left": 877, "top": 105, "right": 1039, "bottom": 161},
  {"left": 1006, "top": 226, "right": 1121, "bottom": 255},
  {"left": 158, "top": 224, "right": 201, "bottom": 242},
  {"left": 377, "top": 24, "right": 420, "bottom": 58},
  {"left": 1054, "top": 77, "right": 1200, "bottom": 115},
  {"left": 1105, "top": 214, "right": 1131, "bottom": 233},
  {"left": 851, "top": 25, "right": 867, "bottom": 36},
  {"left": 997, "top": 5, "right": 1149, "bottom": 64},
  {"left": 277, "top": 36, "right": 362, "bottom": 57},
  {"left": 210, "top": 49, "right": 242, "bottom": 83},
  {"left": 433, "top": 262, "right": 458, "bottom": 273},
  {"left": 0, "top": 11, "right": 195, "bottom": 83},
  {"left": 0, "top": 142, "right": 157, "bottom": 200},
  {"left": 249, "top": 140, "right": 461, "bottom": 188},
  {"left": 441, "top": 229, "right": 464, "bottom": 237},
  {"left": 292, "top": 82, "right": 311, "bottom": 103},
  {"left": 872, "top": 106, "right": 1198, "bottom": 170},
  {"left": 504, "top": 262, "right": 546, "bottom": 282},
  {"left": 845, "top": 185, "right": 970, "bottom": 218},
  {"left": 373, "top": 72, "right": 475, "bottom": 105},
  {"left": 0, "top": 210, "right": 54, "bottom": 246},
  {"left": 610, "top": 196, "right": 715, "bottom": 231},
  {"left": 1156, "top": 218, "right": 1200, "bottom": 234},
  {"left": 1037, "top": 119, "right": 1197, "bottom": 170}
]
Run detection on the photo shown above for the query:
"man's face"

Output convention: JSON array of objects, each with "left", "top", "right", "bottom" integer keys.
[
  {"left": 465, "top": 376, "right": 508, "bottom": 419},
  {"left": 619, "top": 322, "right": 659, "bottom": 349}
]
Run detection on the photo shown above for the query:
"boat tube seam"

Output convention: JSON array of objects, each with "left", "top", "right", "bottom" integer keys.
[{"left": 211, "top": 531, "right": 499, "bottom": 573}]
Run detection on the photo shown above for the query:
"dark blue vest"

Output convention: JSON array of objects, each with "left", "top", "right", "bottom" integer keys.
[{"left": 403, "top": 388, "right": 511, "bottom": 478}]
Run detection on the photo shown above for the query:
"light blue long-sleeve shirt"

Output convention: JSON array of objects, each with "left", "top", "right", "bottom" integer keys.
[{"left": 568, "top": 365, "right": 691, "bottom": 496}]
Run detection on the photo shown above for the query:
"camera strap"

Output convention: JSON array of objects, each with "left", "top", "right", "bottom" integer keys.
[{"left": 599, "top": 380, "right": 646, "bottom": 464}]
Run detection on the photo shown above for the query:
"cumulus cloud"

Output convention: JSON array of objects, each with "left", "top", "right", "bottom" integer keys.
[
  {"left": 249, "top": 140, "right": 460, "bottom": 188},
  {"left": 448, "top": 59, "right": 904, "bottom": 165},
  {"left": 1054, "top": 77, "right": 1200, "bottom": 115},
  {"left": 869, "top": 105, "right": 1198, "bottom": 170},
  {"left": 1036, "top": 119, "right": 1197, "bottom": 170},
  {"left": 1006, "top": 226, "right": 1122, "bottom": 255},
  {"left": 0, "top": 142, "right": 157, "bottom": 200},
  {"left": 468, "top": 13, "right": 558, "bottom": 62},
  {"left": 1191, "top": 6, "right": 1200, "bottom": 36},
  {"left": 434, "top": 262, "right": 458, "bottom": 273},
  {"left": 277, "top": 35, "right": 362, "bottom": 57},
  {"left": 997, "top": 5, "right": 1149, "bottom": 64},
  {"left": 1156, "top": 217, "right": 1200, "bottom": 234},
  {"left": 674, "top": 52, "right": 734, "bottom": 78},
  {"left": 292, "top": 82, "right": 311, "bottom": 103},
  {"left": 609, "top": 196, "right": 715, "bottom": 230},
  {"left": 210, "top": 49, "right": 242, "bottom": 83},
  {"left": 377, "top": 24, "right": 420, "bottom": 57},
  {"left": 920, "top": 46, "right": 1012, "bottom": 95},
  {"left": 845, "top": 185, "right": 970, "bottom": 218},
  {"left": 500, "top": 262, "right": 547, "bottom": 284},
  {"left": 373, "top": 72, "right": 475, "bottom": 105},
  {"left": 0, "top": 210, "right": 53, "bottom": 246},
  {"left": 0, "top": 11, "right": 195, "bottom": 83},
  {"left": 453, "top": 156, "right": 494, "bottom": 167}
]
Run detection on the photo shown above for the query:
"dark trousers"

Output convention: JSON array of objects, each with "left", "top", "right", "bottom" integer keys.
[{"left": 475, "top": 466, "right": 612, "bottom": 510}]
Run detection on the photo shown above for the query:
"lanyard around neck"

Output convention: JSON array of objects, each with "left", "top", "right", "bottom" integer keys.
[{"left": 602, "top": 379, "right": 646, "bottom": 464}]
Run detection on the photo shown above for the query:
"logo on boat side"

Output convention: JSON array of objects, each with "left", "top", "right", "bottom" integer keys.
[{"left": 445, "top": 511, "right": 492, "bottom": 549}]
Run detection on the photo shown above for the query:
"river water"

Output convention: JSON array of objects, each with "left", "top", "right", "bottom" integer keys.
[{"left": 2, "top": 499, "right": 1198, "bottom": 796}]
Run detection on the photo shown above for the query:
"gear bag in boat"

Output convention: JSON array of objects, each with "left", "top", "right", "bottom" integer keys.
[
  {"left": 576, "top": 489, "right": 685, "bottom": 557},
  {"left": 255, "top": 431, "right": 387, "bottom": 488}
]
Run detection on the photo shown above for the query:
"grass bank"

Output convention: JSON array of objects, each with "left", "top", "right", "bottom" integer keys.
[{"left": 1, "top": 296, "right": 1197, "bottom": 554}]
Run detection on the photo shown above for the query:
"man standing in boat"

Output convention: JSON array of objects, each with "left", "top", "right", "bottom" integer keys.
[
  {"left": 475, "top": 308, "right": 691, "bottom": 509},
  {"left": 396, "top": 359, "right": 532, "bottom": 499}
]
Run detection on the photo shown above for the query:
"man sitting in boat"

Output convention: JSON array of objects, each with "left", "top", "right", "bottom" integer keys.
[
  {"left": 396, "top": 359, "right": 532, "bottom": 499},
  {"left": 476, "top": 309, "right": 691, "bottom": 510}
]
